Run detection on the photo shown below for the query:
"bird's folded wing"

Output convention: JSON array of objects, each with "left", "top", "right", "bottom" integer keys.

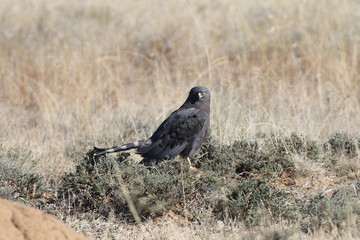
[{"left": 138, "top": 108, "right": 208, "bottom": 160}]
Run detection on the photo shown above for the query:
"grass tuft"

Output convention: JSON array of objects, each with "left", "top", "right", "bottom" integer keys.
[{"left": 0, "top": 144, "right": 46, "bottom": 202}]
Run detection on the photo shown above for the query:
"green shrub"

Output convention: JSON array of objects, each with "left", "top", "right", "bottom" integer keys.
[
  {"left": 194, "top": 136, "right": 295, "bottom": 179},
  {"left": 326, "top": 132, "right": 358, "bottom": 157},
  {"left": 212, "top": 177, "right": 298, "bottom": 226},
  {"left": 270, "top": 133, "right": 320, "bottom": 160},
  {"left": 300, "top": 181, "right": 360, "bottom": 234},
  {"left": 58, "top": 151, "right": 133, "bottom": 218},
  {"left": 58, "top": 149, "right": 201, "bottom": 220}
]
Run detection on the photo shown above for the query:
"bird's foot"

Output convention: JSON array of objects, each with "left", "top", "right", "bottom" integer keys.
[
  {"left": 189, "top": 166, "right": 198, "bottom": 171},
  {"left": 186, "top": 157, "right": 198, "bottom": 171}
]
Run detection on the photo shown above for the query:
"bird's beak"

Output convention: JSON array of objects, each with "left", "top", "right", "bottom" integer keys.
[{"left": 198, "top": 92, "right": 204, "bottom": 99}]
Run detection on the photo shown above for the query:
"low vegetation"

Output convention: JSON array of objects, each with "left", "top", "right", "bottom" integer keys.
[{"left": 1, "top": 133, "right": 360, "bottom": 239}]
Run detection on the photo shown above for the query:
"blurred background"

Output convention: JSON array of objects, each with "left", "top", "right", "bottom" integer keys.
[{"left": 0, "top": 0, "right": 359, "bottom": 177}]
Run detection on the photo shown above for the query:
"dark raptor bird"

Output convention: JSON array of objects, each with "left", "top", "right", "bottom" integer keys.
[{"left": 93, "top": 86, "right": 210, "bottom": 170}]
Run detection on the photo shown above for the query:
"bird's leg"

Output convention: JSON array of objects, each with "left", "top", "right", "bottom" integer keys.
[{"left": 187, "top": 157, "right": 197, "bottom": 171}]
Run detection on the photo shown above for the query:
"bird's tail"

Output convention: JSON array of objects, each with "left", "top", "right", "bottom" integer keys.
[{"left": 93, "top": 140, "right": 145, "bottom": 156}]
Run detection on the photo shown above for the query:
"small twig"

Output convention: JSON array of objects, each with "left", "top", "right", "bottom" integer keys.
[
  {"left": 112, "top": 159, "right": 142, "bottom": 224},
  {"left": 180, "top": 161, "right": 188, "bottom": 224}
]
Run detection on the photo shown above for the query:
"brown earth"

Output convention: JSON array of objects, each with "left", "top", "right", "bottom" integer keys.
[{"left": 0, "top": 198, "right": 86, "bottom": 240}]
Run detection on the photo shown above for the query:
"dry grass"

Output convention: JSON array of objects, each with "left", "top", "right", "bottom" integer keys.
[{"left": 0, "top": 0, "right": 360, "bottom": 239}]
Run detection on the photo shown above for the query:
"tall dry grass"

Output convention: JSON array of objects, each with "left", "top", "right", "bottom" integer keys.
[{"left": 0, "top": 0, "right": 359, "bottom": 178}]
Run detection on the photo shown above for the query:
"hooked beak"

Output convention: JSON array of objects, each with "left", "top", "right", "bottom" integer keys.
[{"left": 198, "top": 92, "right": 205, "bottom": 99}]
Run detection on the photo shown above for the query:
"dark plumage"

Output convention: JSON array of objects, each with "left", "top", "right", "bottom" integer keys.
[{"left": 93, "top": 86, "right": 210, "bottom": 169}]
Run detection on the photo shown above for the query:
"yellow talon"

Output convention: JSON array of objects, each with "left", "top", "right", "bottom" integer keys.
[
  {"left": 187, "top": 157, "right": 197, "bottom": 171},
  {"left": 190, "top": 166, "right": 198, "bottom": 171}
]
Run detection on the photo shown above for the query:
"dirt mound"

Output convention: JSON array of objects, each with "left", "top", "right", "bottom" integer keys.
[{"left": 0, "top": 198, "right": 86, "bottom": 240}]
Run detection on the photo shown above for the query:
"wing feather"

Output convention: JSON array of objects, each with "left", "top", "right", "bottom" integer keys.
[{"left": 138, "top": 108, "right": 208, "bottom": 160}]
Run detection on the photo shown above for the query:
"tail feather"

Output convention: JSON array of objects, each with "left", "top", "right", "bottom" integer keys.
[{"left": 93, "top": 140, "right": 145, "bottom": 156}]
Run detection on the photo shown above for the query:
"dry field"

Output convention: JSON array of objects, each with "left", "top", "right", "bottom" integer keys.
[{"left": 0, "top": 0, "right": 360, "bottom": 239}]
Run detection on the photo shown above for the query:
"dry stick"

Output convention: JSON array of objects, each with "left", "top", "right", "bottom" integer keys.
[
  {"left": 112, "top": 159, "right": 142, "bottom": 224},
  {"left": 180, "top": 161, "right": 188, "bottom": 224}
]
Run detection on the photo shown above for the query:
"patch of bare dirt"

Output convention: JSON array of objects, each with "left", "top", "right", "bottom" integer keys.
[{"left": 0, "top": 198, "right": 86, "bottom": 240}]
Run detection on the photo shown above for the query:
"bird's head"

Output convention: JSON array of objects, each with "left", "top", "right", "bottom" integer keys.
[{"left": 187, "top": 86, "right": 211, "bottom": 104}]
